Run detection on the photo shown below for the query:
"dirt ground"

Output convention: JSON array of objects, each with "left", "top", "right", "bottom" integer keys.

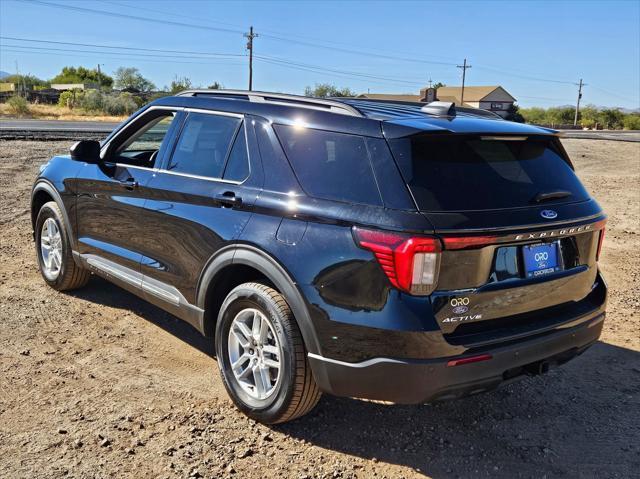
[{"left": 0, "top": 138, "right": 639, "bottom": 479}]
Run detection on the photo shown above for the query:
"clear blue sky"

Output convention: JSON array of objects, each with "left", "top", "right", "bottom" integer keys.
[{"left": 1, "top": 0, "right": 638, "bottom": 108}]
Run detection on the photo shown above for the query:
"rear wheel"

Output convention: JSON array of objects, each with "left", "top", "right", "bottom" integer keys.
[
  {"left": 215, "top": 282, "right": 321, "bottom": 424},
  {"left": 35, "top": 201, "right": 90, "bottom": 291}
]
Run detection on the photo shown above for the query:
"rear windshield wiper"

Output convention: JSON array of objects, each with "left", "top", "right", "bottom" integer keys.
[{"left": 532, "top": 190, "right": 572, "bottom": 203}]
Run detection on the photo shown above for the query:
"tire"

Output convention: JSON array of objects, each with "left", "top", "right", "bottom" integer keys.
[
  {"left": 215, "top": 282, "right": 321, "bottom": 424},
  {"left": 35, "top": 201, "right": 90, "bottom": 291}
]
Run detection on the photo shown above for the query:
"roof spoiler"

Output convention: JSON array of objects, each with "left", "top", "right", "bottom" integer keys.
[{"left": 421, "top": 101, "right": 456, "bottom": 117}]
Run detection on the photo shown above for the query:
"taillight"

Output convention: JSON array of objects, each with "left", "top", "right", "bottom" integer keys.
[
  {"left": 442, "top": 235, "right": 496, "bottom": 250},
  {"left": 596, "top": 227, "right": 605, "bottom": 261},
  {"left": 353, "top": 227, "right": 441, "bottom": 295}
]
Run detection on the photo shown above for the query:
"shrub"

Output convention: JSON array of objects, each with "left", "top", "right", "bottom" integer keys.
[
  {"left": 7, "top": 95, "right": 29, "bottom": 116},
  {"left": 102, "top": 93, "right": 138, "bottom": 116},
  {"left": 58, "top": 90, "right": 83, "bottom": 109},
  {"left": 79, "top": 89, "right": 104, "bottom": 112},
  {"left": 623, "top": 114, "right": 640, "bottom": 130}
]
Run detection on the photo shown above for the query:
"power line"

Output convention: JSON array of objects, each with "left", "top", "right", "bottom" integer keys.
[
  {"left": 255, "top": 55, "right": 426, "bottom": 85},
  {"left": 473, "top": 65, "right": 577, "bottom": 86},
  {"left": 101, "top": 0, "right": 457, "bottom": 63},
  {"left": 98, "top": 0, "right": 460, "bottom": 66},
  {"left": 0, "top": 36, "right": 246, "bottom": 58},
  {"left": 0, "top": 47, "right": 245, "bottom": 66},
  {"left": 0, "top": 43, "right": 241, "bottom": 61},
  {"left": 0, "top": 37, "right": 429, "bottom": 87},
  {"left": 11, "top": 0, "right": 638, "bottom": 101},
  {"left": 21, "top": 0, "right": 246, "bottom": 34},
  {"left": 20, "top": 0, "right": 457, "bottom": 68}
]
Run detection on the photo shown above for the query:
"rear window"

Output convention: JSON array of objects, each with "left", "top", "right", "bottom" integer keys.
[
  {"left": 388, "top": 135, "right": 589, "bottom": 211},
  {"left": 274, "top": 125, "right": 382, "bottom": 206}
]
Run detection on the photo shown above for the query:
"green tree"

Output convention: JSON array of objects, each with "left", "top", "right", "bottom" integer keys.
[
  {"left": 304, "top": 83, "right": 355, "bottom": 98},
  {"left": 208, "top": 81, "right": 223, "bottom": 89},
  {"left": 622, "top": 114, "right": 640, "bottom": 130},
  {"left": 519, "top": 107, "right": 547, "bottom": 124},
  {"left": 579, "top": 105, "right": 600, "bottom": 128},
  {"left": 545, "top": 107, "right": 575, "bottom": 125},
  {"left": 113, "top": 67, "right": 155, "bottom": 92},
  {"left": 169, "top": 76, "right": 192, "bottom": 94},
  {"left": 597, "top": 108, "right": 624, "bottom": 129},
  {"left": 50, "top": 66, "right": 113, "bottom": 88},
  {"left": 2, "top": 74, "right": 49, "bottom": 88},
  {"left": 505, "top": 103, "right": 524, "bottom": 123},
  {"left": 431, "top": 82, "right": 446, "bottom": 90}
]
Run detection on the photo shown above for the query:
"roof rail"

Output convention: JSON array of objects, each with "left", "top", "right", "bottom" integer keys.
[{"left": 175, "top": 89, "right": 363, "bottom": 117}]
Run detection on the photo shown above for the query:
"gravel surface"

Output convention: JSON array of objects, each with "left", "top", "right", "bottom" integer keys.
[{"left": 0, "top": 139, "right": 639, "bottom": 479}]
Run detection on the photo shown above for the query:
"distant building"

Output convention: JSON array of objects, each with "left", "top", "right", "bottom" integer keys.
[
  {"left": 435, "top": 86, "right": 516, "bottom": 118},
  {"left": 50, "top": 83, "right": 99, "bottom": 91},
  {"left": 357, "top": 85, "right": 517, "bottom": 118}
]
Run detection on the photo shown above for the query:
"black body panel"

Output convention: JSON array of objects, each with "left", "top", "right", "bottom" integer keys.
[{"left": 31, "top": 91, "right": 608, "bottom": 405}]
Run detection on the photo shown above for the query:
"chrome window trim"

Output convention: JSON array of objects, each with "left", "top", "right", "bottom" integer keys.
[
  {"left": 159, "top": 109, "right": 250, "bottom": 185},
  {"left": 184, "top": 107, "right": 244, "bottom": 119},
  {"left": 157, "top": 169, "right": 243, "bottom": 185},
  {"left": 102, "top": 106, "right": 251, "bottom": 185},
  {"left": 114, "top": 163, "right": 158, "bottom": 173},
  {"left": 101, "top": 105, "right": 183, "bottom": 158}
]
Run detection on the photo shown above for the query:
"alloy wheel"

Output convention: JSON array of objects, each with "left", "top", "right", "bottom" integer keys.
[{"left": 227, "top": 308, "right": 283, "bottom": 400}]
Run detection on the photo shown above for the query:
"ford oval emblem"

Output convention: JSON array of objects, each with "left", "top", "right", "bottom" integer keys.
[
  {"left": 452, "top": 305, "right": 469, "bottom": 315},
  {"left": 540, "top": 209, "right": 558, "bottom": 219}
]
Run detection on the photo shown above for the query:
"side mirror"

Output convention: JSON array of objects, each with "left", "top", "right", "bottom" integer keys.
[{"left": 70, "top": 140, "right": 101, "bottom": 164}]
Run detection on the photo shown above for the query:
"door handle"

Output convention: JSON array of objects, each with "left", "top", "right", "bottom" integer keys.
[
  {"left": 119, "top": 178, "right": 139, "bottom": 190},
  {"left": 216, "top": 191, "right": 242, "bottom": 208}
]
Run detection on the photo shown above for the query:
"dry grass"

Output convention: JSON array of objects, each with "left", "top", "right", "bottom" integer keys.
[{"left": 0, "top": 103, "right": 127, "bottom": 122}]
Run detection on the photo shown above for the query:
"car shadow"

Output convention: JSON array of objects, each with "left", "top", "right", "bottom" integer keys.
[
  {"left": 276, "top": 341, "right": 640, "bottom": 477},
  {"left": 67, "top": 278, "right": 639, "bottom": 477},
  {"left": 66, "top": 276, "right": 215, "bottom": 358}
]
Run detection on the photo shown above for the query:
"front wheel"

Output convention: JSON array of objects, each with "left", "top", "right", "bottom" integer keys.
[
  {"left": 215, "top": 282, "right": 321, "bottom": 424},
  {"left": 35, "top": 201, "right": 90, "bottom": 291}
]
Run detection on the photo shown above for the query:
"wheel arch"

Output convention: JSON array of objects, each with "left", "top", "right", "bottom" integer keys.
[
  {"left": 197, "top": 244, "right": 321, "bottom": 356},
  {"left": 31, "top": 180, "right": 76, "bottom": 250}
]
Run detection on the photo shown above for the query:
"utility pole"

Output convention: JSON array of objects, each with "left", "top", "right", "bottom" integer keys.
[
  {"left": 456, "top": 58, "right": 472, "bottom": 106},
  {"left": 244, "top": 26, "right": 258, "bottom": 91},
  {"left": 574, "top": 78, "right": 586, "bottom": 126},
  {"left": 428, "top": 78, "right": 433, "bottom": 88}
]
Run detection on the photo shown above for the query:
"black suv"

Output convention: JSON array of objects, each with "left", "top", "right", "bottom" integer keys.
[{"left": 31, "top": 91, "right": 607, "bottom": 423}]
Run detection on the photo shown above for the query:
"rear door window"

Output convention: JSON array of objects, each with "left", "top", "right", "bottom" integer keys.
[
  {"left": 168, "top": 112, "right": 241, "bottom": 179},
  {"left": 388, "top": 135, "right": 590, "bottom": 211},
  {"left": 274, "top": 125, "right": 382, "bottom": 206}
]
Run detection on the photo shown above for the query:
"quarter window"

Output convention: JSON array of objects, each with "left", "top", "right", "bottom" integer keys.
[
  {"left": 274, "top": 125, "right": 382, "bottom": 205},
  {"left": 168, "top": 112, "right": 241, "bottom": 178},
  {"left": 223, "top": 126, "right": 250, "bottom": 182}
]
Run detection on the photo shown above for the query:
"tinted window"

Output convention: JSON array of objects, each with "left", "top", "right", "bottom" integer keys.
[
  {"left": 223, "top": 126, "right": 250, "bottom": 182},
  {"left": 274, "top": 125, "right": 381, "bottom": 205},
  {"left": 116, "top": 112, "right": 178, "bottom": 167},
  {"left": 388, "top": 135, "right": 589, "bottom": 211},
  {"left": 169, "top": 112, "right": 240, "bottom": 178}
]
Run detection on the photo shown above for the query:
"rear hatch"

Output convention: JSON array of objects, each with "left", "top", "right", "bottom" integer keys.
[{"left": 384, "top": 119, "right": 606, "bottom": 346}]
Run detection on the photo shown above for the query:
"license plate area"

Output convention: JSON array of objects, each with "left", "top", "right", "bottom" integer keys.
[{"left": 522, "top": 242, "right": 562, "bottom": 278}]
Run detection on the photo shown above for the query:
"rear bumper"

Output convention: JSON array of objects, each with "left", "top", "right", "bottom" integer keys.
[{"left": 309, "top": 312, "right": 604, "bottom": 404}]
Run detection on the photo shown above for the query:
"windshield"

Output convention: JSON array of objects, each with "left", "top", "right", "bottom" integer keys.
[{"left": 388, "top": 135, "right": 590, "bottom": 211}]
